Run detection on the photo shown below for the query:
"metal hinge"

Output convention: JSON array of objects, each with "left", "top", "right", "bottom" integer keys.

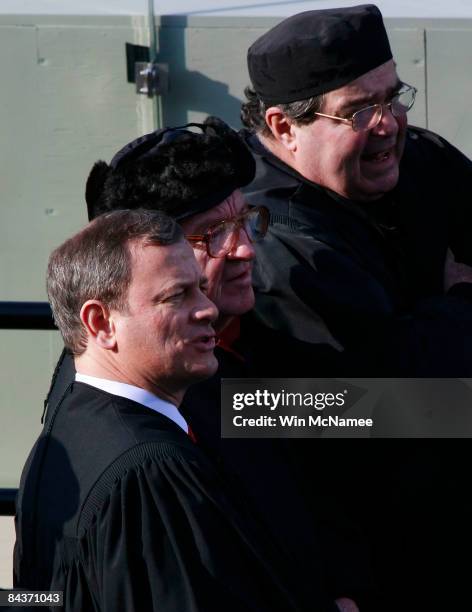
[
  {"left": 135, "top": 61, "right": 169, "bottom": 97},
  {"left": 125, "top": 43, "right": 169, "bottom": 98}
]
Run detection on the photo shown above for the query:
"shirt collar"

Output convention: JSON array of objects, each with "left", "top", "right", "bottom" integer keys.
[{"left": 75, "top": 373, "right": 189, "bottom": 434}]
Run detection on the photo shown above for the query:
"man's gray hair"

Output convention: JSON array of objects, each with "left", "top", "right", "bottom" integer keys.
[
  {"left": 47, "top": 209, "right": 183, "bottom": 355},
  {"left": 240, "top": 86, "right": 324, "bottom": 137}
]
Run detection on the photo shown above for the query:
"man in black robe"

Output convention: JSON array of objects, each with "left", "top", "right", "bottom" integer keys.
[
  {"left": 238, "top": 5, "right": 472, "bottom": 611},
  {"left": 14, "top": 209, "right": 319, "bottom": 611}
]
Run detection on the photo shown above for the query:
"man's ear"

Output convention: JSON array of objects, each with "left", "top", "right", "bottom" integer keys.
[
  {"left": 265, "top": 107, "right": 297, "bottom": 152},
  {"left": 79, "top": 300, "right": 117, "bottom": 350}
]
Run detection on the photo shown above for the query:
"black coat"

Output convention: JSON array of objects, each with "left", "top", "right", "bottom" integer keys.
[
  {"left": 241, "top": 126, "right": 472, "bottom": 376},
  {"left": 239, "top": 125, "right": 472, "bottom": 611}
]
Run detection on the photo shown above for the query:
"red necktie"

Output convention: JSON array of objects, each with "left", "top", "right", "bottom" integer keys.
[{"left": 188, "top": 425, "right": 197, "bottom": 444}]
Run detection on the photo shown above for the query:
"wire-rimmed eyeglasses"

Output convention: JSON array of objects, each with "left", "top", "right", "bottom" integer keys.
[
  {"left": 313, "top": 84, "right": 417, "bottom": 132},
  {"left": 185, "top": 206, "right": 269, "bottom": 258}
]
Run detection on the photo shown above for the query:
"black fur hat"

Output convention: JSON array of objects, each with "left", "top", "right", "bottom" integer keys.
[{"left": 85, "top": 116, "right": 255, "bottom": 221}]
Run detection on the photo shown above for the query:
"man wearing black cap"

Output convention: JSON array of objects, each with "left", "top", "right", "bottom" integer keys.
[
  {"left": 239, "top": 5, "right": 472, "bottom": 611},
  {"left": 241, "top": 3, "right": 472, "bottom": 376}
]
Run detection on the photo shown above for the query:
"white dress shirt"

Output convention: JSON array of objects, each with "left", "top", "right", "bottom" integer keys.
[{"left": 75, "top": 372, "right": 189, "bottom": 433}]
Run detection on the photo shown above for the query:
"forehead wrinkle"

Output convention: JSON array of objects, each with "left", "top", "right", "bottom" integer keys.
[
  {"left": 184, "top": 192, "right": 247, "bottom": 233},
  {"left": 185, "top": 203, "right": 231, "bottom": 234}
]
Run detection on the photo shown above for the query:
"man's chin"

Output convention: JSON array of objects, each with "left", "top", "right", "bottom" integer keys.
[
  {"left": 218, "top": 290, "right": 255, "bottom": 319},
  {"left": 354, "top": 168, "right": 400, "bottom": 201},
  {"left": 188, "top": 357, "right": 219, "bottom": 382}
]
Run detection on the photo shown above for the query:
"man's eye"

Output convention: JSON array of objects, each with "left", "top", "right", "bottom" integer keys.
[
  {"left": 165, "top": 291, "right": 185, "bottom": 302},
  {"left": 209, "top": 225, "right": 226, "bottom": 238},
  {"left": 350, "top": 105, "right": 372, "bottom": 116}
]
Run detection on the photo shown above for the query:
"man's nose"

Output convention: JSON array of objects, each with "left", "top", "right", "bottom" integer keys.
[
  {"left": 193, "top": 291, "right": 218, "bottom": 323},
  {"left": 227, "top": 227, "right": 256, "bottom": 261},
  {"left": 374, "top": 103, "right": 400, "bottom": 136}
]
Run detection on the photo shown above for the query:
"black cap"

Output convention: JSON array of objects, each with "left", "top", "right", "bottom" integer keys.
[
  {"left": 248, "top": 4, "right": 392, "bottom": 105},
  {"left": 85, "top": 116, "right": 256, "bottom": 221}
]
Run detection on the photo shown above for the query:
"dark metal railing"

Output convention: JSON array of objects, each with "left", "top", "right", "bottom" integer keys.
[
  {"left": 0, "top": 301, "right": 55, "bottom": 330},
  {"left": 0, "top": 301, "right": 56, "bottom": 515},
  {"left": 0, "top": 489, "right": 17, "bottom": 516}
]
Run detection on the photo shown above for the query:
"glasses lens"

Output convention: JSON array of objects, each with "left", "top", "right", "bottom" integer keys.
[
  {"left": 391, "top": 87, "right": 416, "bottom": 116},
  {"left": 208, "top": 222, "right": 235, "bottom": 258},
  {"left": 207, "top": 207, "right": 269, "bottom": 257},
  {"left": 352, "top": 105, "right": 382, "bottom": 132},
  {"left": 244, "top": 208, "right": 269, "bottom": 242}
]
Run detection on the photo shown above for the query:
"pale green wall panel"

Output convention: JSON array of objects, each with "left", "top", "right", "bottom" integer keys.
[
  {"left": 0, "top": 330, "right": 63, "bottom": 488},
  {"left": 0, "top": 17, "right": 154, "bottom": 487},
  {"left": 0, "top": 26, "right": 42, "bottom": 301},
  {"left": 427, "top": 28, "right": 472, "bottom": 158},
  {"left": 159, "top": 23, "right": 254, "bottom": 127},
  {"left": 387, "top": 27, "right": 426, "bottom": 129},
  {"left": 158, "top": 20, "right": 427, "bottom": 130},
  {"left": 1, "top": 20, "right": 154, "bottom": 302}
]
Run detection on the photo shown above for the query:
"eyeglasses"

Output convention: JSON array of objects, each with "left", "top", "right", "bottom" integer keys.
[
  {"left": 313, "top": 84, "right": 417, "bottom": 132},
  {"left": 185, "top": 206, "right": 269, "bottom": 258}
]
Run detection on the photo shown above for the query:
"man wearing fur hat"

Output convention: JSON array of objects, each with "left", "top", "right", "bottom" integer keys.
[
  {"left": 16, "top": 209, "right": 309, "bottom": 612},
  {"left": 37, "top": 118, "right": 366, "bottom": 612}
]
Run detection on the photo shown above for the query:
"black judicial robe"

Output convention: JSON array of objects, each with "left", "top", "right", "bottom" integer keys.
[
  {"left": 14, "top": 382, "right": 328, "bottom": 612},
  {"left": 41, "top": 351, "right": 372, "bottom": 610}
]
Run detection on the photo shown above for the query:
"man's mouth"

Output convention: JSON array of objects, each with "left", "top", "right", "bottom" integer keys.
[
  {"left": 226, "top": 265, "right": 252, "bottom": 283},
  {"left": 191, "top": 333, "right": 216, "bottom": 351},
  {"left": 362, "top": 146, "right": 395, "bottom": 164},
  {"left": 362, "top": 151, "right": 390, "bottom": 162}
]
